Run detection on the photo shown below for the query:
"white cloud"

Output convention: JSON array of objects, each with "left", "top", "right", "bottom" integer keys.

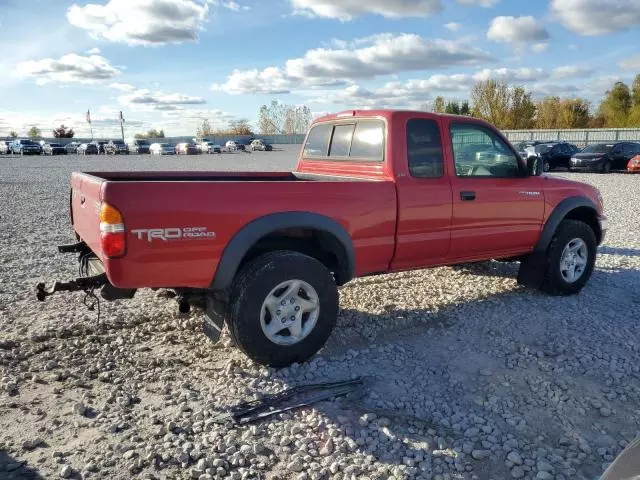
[
  {"left": 213, "top": 33, "right": 494, "bottom": 94},
  {"left": 530, "top": 83, "right": 582, "bottom": 98},
  {"left": 86, "top": 47, "right": 101, "bottom": 54},
  {"left": 67, "top": 0, "right": 209, "bottom": 46},
  {"left": 14, "top": 53, "right": 120, "bottom": 85},
  {"left": 552, "top": 65, "right": 594, "bottom": 79},
  {"left": 118, "top": 88, "right": 207, "bottom": 109},
  {"left": 551, "top": 0, "right": 640, "bottom": 36},
  {"left": 456, "top": 0, "right": 499, "bottom": 6},
  {"left": 532, "top": 42, "right": 549, "bottom": 53},
  {"left": 620, "top": 55, "right": 640, "bottom": 71},
  {"left": 290, "top": 0, "right": 442, "bottom": 21},
  {"left": 219, "top": 1, "right": 250, "bottom": 11},
  {"left": 309, "top": 67, "right": 551, "bottom": 109},
  {"left": 444, "top": 22, "right": 462, "bottom": 31},
  {"left": 487, "top": 16, "right": 550, "bottom": 44},
  {"left": 109, "top": 82, "right": 137, "bottom": 91}
]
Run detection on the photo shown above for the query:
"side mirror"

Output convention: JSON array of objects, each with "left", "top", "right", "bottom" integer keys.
[{"left": 527, "top": 156, "right": 543, "bottom": 176}]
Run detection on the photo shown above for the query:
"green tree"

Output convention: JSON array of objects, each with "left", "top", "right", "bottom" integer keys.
[
  {"left": 52, "top": 124, "right": 75, "bottom": 138},
  {"left": 598, "top": 81, "right": 632, "bottom": 127},
  {"left": 460, "top": 101, "right": 470, "bottom": 116},
  {"left": 507, "top": 87, "right": 535, "bottom": 129},
  {"left": 9, "top": 130, "right": 18, "bottom": 138},
  {"left": 444, "top": 101, "right": 460, "bottom": 114},
  {"left": 558, "top": 98, "right": 591, "bottom": 128},
  {"left": 432, "top": 96, "right": 446, "bottom": 113},
  {"left": 470, "top": 80, "right": 511, "bottom": 128},
  {"left": 535, "top": 96, "right": 561, "bottom": 129},
  {"left": 27, "top": 126, "right": 41, "bottom": 138},
  {"left": 631, "top": 74, "right": 640, "bottom": 106}
]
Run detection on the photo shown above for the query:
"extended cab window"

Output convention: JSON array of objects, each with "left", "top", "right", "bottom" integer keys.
[
  {"left": 407, "top": 118, "right": 444, "bottom": 178},
  {"left": 450, "top": 123, "right": 521, "bottom": 178},
  {"left": 304, "top": 120, "right": 385, "bottom": 161},
  {"left": 329, "top": 124, "right": 355, "bottom": 157},
  {"left": 303, "top": 123, "right": 331, "bottom": 157}
]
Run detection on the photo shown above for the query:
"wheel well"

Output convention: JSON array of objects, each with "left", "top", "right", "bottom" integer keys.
[
  {"left": 564, "top": 207, "right": 601, "bottom": 244},
  {"left": 238, "top": 228, "right": 351, "bottom": 285}
]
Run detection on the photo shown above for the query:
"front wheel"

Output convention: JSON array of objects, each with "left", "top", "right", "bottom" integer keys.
[
  {"left": 227, "top": 251, "right": 339, "bottom": 367},
  {"left": 540, "top": 220, "right": 597, "bottom": 295}
]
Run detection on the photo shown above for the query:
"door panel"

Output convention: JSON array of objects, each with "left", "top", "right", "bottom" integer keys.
[
  {"left": 393, "top": 117, "right": 453, "bottom": 269},
  {"left": 447, "top": 122, "right": 545, "bottom": 257}
]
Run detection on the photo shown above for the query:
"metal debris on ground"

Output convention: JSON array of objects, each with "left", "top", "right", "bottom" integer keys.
[{"left": 212, "top": 377, "right": 364, "bottom": 425}]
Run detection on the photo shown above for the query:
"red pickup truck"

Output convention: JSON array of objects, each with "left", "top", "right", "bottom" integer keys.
[{"left": 38, "top": 110, "right": 607, "bottom": 366}]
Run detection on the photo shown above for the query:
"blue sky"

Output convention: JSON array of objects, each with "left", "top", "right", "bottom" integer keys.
[{"left": 1, "top": 0, "right": 639, "bottom": 137}]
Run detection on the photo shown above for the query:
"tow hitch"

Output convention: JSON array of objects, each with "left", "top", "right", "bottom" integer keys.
[{"left": 36, "top": 273, "right": 107, "bottom": 301}]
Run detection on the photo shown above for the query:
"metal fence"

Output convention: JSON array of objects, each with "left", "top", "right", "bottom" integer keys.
[
  {"left": 4, "top": 130, "right": 640, "bottom": 148},
  {"left": 502, "top": 129, "right": 640, "bottom": 147}
]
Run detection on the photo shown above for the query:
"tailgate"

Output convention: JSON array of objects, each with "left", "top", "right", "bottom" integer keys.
[{"left": 70, "top": 172, "right": 105, "bottom": 260}]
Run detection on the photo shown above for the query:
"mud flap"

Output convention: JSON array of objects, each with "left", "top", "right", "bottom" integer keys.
[
  {"left": 203, "top": 296, "right": 225, "bottom": 343},
  {"left": 517, "top": 252, "right": 548, "bottom": 289}
]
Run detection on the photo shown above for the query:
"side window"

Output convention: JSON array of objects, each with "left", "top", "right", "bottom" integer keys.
[
  {"left": 303, "top": 123, "right": 332, "bottom": 157},
  {"left": 407, "top": 118, "right": 444, "bottom": 178},
  {"left": 328, "top": 124, "right": 355, "bottom": 157},
  {"left": 450, "top": 123, "right": 521, "bottom": 178},
  {"left": 349, "top": 121, "right": 384, "bottom": 160},
  {"left": 611, "top": 144, "right": 623, "bottom": 155}
]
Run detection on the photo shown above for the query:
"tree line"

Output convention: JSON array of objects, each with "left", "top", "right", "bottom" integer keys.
[{"left": 435, "top": 74, "right": 640, "bottom": 130}]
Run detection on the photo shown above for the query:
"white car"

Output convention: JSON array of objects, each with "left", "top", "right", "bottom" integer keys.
[
  {"left": 150, "top": 142, "right": 175, "bottom": 155},
  {"left": 199, "top": 141, "right": 222, "bottom": 153},
  {"left": 225, "top": 140, "right": 238, "bottom": 151}
]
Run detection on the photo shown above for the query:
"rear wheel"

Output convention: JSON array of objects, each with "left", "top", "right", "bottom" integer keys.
[
  {"left": 601, "top": 161, "right": 611, "bottom": 174},
  {"left": 227, "top": 251, "right": 338, "bottom": 367},
  {"left": 540, "top": 220, "right": 597, "bottom": 295}
]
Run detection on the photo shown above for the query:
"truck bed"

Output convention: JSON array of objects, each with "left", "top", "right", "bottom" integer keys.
[{"left": 71, "top": 171, "right": 397, "bottom": 289}]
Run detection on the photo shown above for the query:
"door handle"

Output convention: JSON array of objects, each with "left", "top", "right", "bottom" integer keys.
[{"left": 460, "top": 191, "right": 476, "bottom": 201}]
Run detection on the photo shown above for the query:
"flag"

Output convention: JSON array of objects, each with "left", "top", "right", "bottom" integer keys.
[
  {"left": 86, "top": 109, "right": 91, "bottom": 124},
  {"left": 119, "top": 111, "right": 125, "bottom": 124}
]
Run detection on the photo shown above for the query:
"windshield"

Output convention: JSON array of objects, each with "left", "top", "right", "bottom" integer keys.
[
  {"left": 136, "top": 140, "right": 149, "bottom": 145},
  {"left": 21, "top": 140, "right": 36, "bottom": 145},
  {"left": 160, "top": 143, "right": 171, "bottom": 147},
  {"left": 49, "top": 143, "right": 61, "bottom": 147},
  {"left": 534, "top": 144, "right": 554, "bottom": 153},
  {"left": 581, "top": 144, "right": 612, "bottom": 153}
]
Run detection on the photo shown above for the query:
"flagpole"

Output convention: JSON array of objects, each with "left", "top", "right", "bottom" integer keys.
[{"left": 119, "top": 111, "right": 125, "bottom": 143}]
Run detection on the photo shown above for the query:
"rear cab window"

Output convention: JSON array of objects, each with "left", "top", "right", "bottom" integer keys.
[{"left": 303, "top": 119, "right": 384, "bottom": 162}]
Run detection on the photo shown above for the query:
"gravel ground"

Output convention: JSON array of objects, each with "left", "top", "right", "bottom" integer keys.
[{"left": 1, "top": 148, "right": 639, "bottom": 480}]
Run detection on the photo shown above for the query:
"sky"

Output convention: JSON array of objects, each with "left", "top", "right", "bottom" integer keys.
[{"left": 1, "top": 0, "right": 639, "bottom": 137}]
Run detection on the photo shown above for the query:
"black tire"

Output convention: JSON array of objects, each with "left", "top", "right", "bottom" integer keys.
[
  {"left": 540, "top": 220, "right": 597, "bottom": 295},
  {"left": 601, "top": 161, "right": 611, "bottom": 174},
  {"left": 227, "top": 250, "right": 338, "bottom": 367}
]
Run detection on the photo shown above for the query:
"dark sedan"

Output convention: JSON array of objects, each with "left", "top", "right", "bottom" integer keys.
[
  {"left": 43, "top": 143, "right": 67, "bottom": 155},
  {"left": 524, "top": 142, "right": 579, "bottom": 172},
  {"left": 570, "top": 142, "right": 640, "bottom": 173},
  {"left": 77, "top": 143, "right": 99, "bottom": 155},
  {"left": 10, "top": 139, "right": 42, "bottom": 155}
]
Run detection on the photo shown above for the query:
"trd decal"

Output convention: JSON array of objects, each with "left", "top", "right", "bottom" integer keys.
[{"left": 131, "top": 227, "right": 216, "bottom": 242}]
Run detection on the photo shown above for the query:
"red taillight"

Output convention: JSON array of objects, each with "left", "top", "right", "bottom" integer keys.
[{"left": 99, "top": 204, "right": 126, "bottom": 258}]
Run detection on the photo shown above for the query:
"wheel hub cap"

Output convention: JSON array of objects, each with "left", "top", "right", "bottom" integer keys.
[
  {"left": 559, "top": 238, "right": 588, "bottom": 283},
  {"left": 260, "top": 280, "right": 320, "bottom": 346}
]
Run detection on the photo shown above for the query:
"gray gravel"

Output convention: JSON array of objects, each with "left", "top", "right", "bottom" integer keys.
[{"left": 0, "top": 149, "right": 639, "bottom": 480}]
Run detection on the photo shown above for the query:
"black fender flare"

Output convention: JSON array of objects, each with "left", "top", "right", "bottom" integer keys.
[
  {"left": 209, "top": 211, "right": 355, "bottom": 291},
  {"left": 534, "top": 196, "right": 599, "bottom": 252}
]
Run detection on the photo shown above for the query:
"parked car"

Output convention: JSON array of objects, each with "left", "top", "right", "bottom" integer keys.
[
  {"left": 198, "top": 141, "right": 221, "bottom": 153},
  {"left": 236, "top": 140, "right": 248, "bottom": 151},
  {"left": 43, "top": 143, "right": 67, "bottom": 155},
  {"left": 65, "top": 142, "right": 81, "bottom": 154},
  {"left": 0, "top": 140, "right": 12, "bottom": 154},
  {"left": 90, "top": 141, "right": 108, "bottom": 154},
  {"left": 105, "top": 139, "right": 129, "bottom": 155},
  {"left": 77, "top": 143, "right": 99, "bottom": 155},
  {"left": 38, "top": 110, "right": 607, "bottom": 367},
  {"left": 10, "top": 139, "right": 42, "bottom": 155},
  {"left": 570, "top": 142, "right": 640, "bottom": 173},
  {"left": 628, "top": 155, "right": 640, "bottom": 173},
  {"left": 225, "top": 140, "right": 239, "bottom": 151},
  {"left": 249, "top": 139, "right": 273, "bottom": 151},
  {"left": 150, "top": 143, "right": 176, "bottom": 155},
  {"left": 176, "top": 142, "right": 198, "bottom": 155},
  {"left": 130, "top": 139, "right": 151, "bottom": 154},
  {"left": 524, "top": 142, "right": 579, "bottom": 172}
]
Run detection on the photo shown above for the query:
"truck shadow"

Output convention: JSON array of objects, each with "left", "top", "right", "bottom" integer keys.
[{"left": 0, "top": 451, "right": 45, "bottom": 479}]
